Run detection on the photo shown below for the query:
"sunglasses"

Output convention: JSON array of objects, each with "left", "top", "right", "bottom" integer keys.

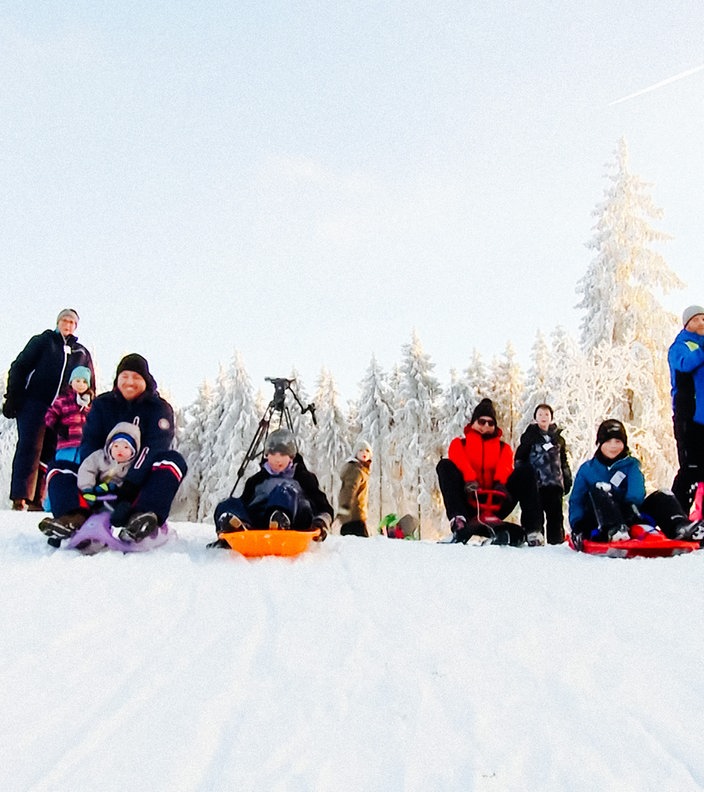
[{"left": 477, "top": 418, "right": 495, "bottom": 427}]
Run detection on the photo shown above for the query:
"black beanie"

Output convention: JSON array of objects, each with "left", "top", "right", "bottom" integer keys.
[
  {"left": 596, "top": 419, "right": 627, "bottom": 447},
  {"left": 114, "top": 354, "right": 157, "bottom": 393},
  {"left": 470, "top": 398, "right": 497, "bottom": 425}
]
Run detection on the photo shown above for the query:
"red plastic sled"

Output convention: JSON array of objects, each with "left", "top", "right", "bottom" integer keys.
[
  {"left": 569, "top": 524, "right": 700, "bottom": 558},
  {"left": 219, "top": 528, "right": 320, "bottom": 557}
]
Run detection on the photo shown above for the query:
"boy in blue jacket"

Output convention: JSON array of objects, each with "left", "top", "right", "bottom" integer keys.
[{"left": 569, "top": 419, "right": 702, "bottom": 550}]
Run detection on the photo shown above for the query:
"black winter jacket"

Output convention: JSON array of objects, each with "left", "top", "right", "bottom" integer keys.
[
  {"left": 79, "top": 388, "right": 175, "bottom": 488},
  {"left": 241, "top": 454, "right": 334, "bottom": 519},
  {"left": 515, "top": 423, "right": 572, "bottom": 493},
  {"left": 5, "top": 330, "right": 93, "bottom": 413}
]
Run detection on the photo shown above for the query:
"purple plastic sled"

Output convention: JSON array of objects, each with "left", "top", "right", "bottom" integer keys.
[{"left": 64, "top": 510, "right": 173, "bottom": 554}]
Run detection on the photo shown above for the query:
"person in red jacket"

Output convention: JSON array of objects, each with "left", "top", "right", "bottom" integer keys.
[{"left": 436, "top": 398, "right": 541, "bottom": 545}]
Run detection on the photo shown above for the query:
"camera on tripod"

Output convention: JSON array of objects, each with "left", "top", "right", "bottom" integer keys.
[{"left": 265, "top": 377, "right": 294, "bottom": 411}]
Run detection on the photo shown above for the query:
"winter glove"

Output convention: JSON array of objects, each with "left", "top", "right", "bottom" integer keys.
[
  {"left": 81, "top": 488, "right": 98, "bottom": 505},
  {"left": 492, "top": 482, "right": 509, "bottom": 497},
  {"left": 311, "top": 515, "right": 330, "bottom": 542},
  {"left": 2, "top": 398, "right": 16, "bottom": 419},
  {"left": 110, "top": 500, "right": 133, "bottom": 528},
  {"left": 464, "top": 480, "right": 480, "bottom": 496}
]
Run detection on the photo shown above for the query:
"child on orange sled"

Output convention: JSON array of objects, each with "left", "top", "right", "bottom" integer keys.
[{"left": 211, "top": 428, "right": 333, "bottom": 546}]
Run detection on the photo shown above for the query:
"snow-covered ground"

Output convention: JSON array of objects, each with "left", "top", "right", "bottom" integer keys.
[{"left": 2, "top": 511, "right": 703, "bottom": 792}]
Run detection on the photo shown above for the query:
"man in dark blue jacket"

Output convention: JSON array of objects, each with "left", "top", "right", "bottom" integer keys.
[
  {"left": 3, "top": 309, "right": 93, "bottom": 511},
  {"left": 39, "top": 354, "right": 187, "bottom": 543},
  {"left": 668, "top": 304, "right": 704, "bottom": 511}
]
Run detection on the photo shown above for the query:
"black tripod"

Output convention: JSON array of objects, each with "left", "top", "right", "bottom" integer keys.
[{"left": 229, "top": 377, "right": 316, "bottom": 497}]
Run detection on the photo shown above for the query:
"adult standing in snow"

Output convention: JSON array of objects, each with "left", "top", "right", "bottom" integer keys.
[
  {"left": 436, "top": 398, "right": 542, "bottom": 545},
  {"left": 2, "top": 309, "right": 94, "bottom": 511},
  {"left": 668, "top": 305, "right": 704, "bottom": 512},
  {"left": 39, "top": 354, "right": 187, "bottom": 543},
  {"left": 336, "top": 439, "right": 372, "bottom": 536},
  {"left": 514, "top": 404, "right": 572, "bottom": 544}
]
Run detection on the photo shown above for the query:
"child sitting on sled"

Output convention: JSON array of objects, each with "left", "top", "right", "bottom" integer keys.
[
  {"left": 212, "top": 428, "right": 333, "bottom": 545},
  {"left": 568, "top": 419, "right": 703, "bottom": 550},
  {"left": 76, "top": 421, "right": 141, "bottom": 507}
]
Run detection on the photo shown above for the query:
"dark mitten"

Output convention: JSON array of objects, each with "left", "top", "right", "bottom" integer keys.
[
  {"left": 311, "top": 515, "right": 329, "bottom": 541},
  {"left": 464, "top": 480, "right": 479, "bottom": 496},
  {"left": 2, "top": 399, "right": 16, "bottom": 419},
  {"left": 110, "top": 500, "right": 133, "bottom": 527}
]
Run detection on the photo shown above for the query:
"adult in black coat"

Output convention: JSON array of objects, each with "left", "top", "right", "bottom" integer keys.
[
  {"left": 39, "top": 354, "right": 187, "bottom": 543},
  {"left": 3, "top": 309, "right": 94, "bottom": 510}
]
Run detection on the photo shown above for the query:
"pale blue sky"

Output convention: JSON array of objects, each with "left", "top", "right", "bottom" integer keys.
[{"left": 2, "top": 2, "right": 702, "bottom": 406}]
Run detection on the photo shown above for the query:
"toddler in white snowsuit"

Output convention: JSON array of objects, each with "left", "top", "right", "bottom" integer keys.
[{"left": 77, "top": 421, "right": 141, "bottom": 505}]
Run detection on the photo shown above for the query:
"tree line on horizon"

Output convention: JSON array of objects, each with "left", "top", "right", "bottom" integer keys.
[{"left": 0, "top": 139, "right": 687, "bottom": 536}]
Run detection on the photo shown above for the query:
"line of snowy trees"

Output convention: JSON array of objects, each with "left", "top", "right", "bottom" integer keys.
[{"left": 0, "top": 139, "right": 687, "bottom": 536}]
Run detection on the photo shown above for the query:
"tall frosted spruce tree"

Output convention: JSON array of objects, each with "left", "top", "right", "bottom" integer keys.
[
  {"left": 390, "top": 331, "right": 444, "bottom": 536},
  {"left": 575, "top": 137, "right": 683, "bottom": 484},
  {"left": 353, "top": 356, "right": 395, "bottom": 528}
]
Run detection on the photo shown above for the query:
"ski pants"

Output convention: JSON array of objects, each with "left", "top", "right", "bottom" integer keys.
[
  {"left": 10, "top": 398, "right": 56, "bottom": 503},
  {"left": 575, "top": 486, "right": 689, "bottom": 541},
  {"left": 436, "top": 458, "right": 541, "bottom": 534},
  {"left": 671, "top": 415, "right": 704, "bottom": 512},
  {"left": 46, "top": 449, "right": 187, "bottom": 525},
  {"left": 537, "top": 485, "right": 566, "bottom": 545},
  {"left": 214, "top": 481, "right": 313, "bottom": 531}
]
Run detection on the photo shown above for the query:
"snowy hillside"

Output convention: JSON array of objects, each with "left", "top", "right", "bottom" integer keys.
[{"left": 2, "top": 512, "right": 703, "bottom": 791}]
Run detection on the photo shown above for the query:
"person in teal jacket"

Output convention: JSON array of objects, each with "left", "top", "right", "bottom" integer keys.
[{"left": 569, "top": 419, "right": 702, "bottom": 550}]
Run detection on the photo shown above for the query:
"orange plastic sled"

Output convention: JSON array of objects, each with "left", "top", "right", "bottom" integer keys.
[{"left": 219, "top": 528, "right": 320, "bottom": 557}]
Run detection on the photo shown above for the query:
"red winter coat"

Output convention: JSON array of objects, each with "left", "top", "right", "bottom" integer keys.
[{"left": 448, "top": 425, "right": 514, "bottom": 488}]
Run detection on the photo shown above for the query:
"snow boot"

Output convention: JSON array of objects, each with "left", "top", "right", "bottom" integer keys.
[
  {"left": 269, "top": 510, "right": 291, "bottom": 531},
  {"left": 525, "top": 530, "right": 545, "bottom": 547},
  {"left": 119, "top": 512, "right": 159, "bottom": 543},
  {"left": 450, "top": 515, "right": 469, "bottom": 544},
  {"left": 39, "top": 511, "right": 87, "bottom": 539},
  {"left": 216, "top": 512, "right": 249, "bottom": 534}
]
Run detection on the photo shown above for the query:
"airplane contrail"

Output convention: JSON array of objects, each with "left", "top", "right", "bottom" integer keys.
[{"left": 609, "top": 63, "right": 704, "bottom": 105}]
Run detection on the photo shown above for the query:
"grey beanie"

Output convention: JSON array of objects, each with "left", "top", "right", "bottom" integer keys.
[
  {"left": 56, "top": 308, "right": 79, "bottom": 326},
  {"left": 264, "top": 428, "right": 297, "bottom": 457},
  {"left": 683, "top": 305, "right": 704, "bottom": 327}
]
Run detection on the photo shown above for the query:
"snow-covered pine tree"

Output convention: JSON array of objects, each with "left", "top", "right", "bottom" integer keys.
[
  {"left": 306, "top": 369, "right": 349, "bottom": 509},
  {"left": 488, "top": 342, "right": 524, "bottom": 447},
  {"left": 196, "top": 354, "right": 257, "bottom": 521},
  {"left": 465, "top": 349, "right": 490, "bottom": 408},
  {"left": 172, "top": 379, "right": 216, "bottom": 521},
  {"left": 353, "top": 355, "right": 395, "bottom": 528},
  {"left": 575, "top": 137, "right": 683, "bottom": 485},
  {"left": 389, "top": 331, "right": 444, "bottom": 536},
  {"left": 520, "top": 331, "right": 553, "bottom": 435},
  {"left": 440, "top": 369, "right": 474, "bottom": 444},
  {"left": 283, "top": 369, "right": 316, "bottom": 457}
]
